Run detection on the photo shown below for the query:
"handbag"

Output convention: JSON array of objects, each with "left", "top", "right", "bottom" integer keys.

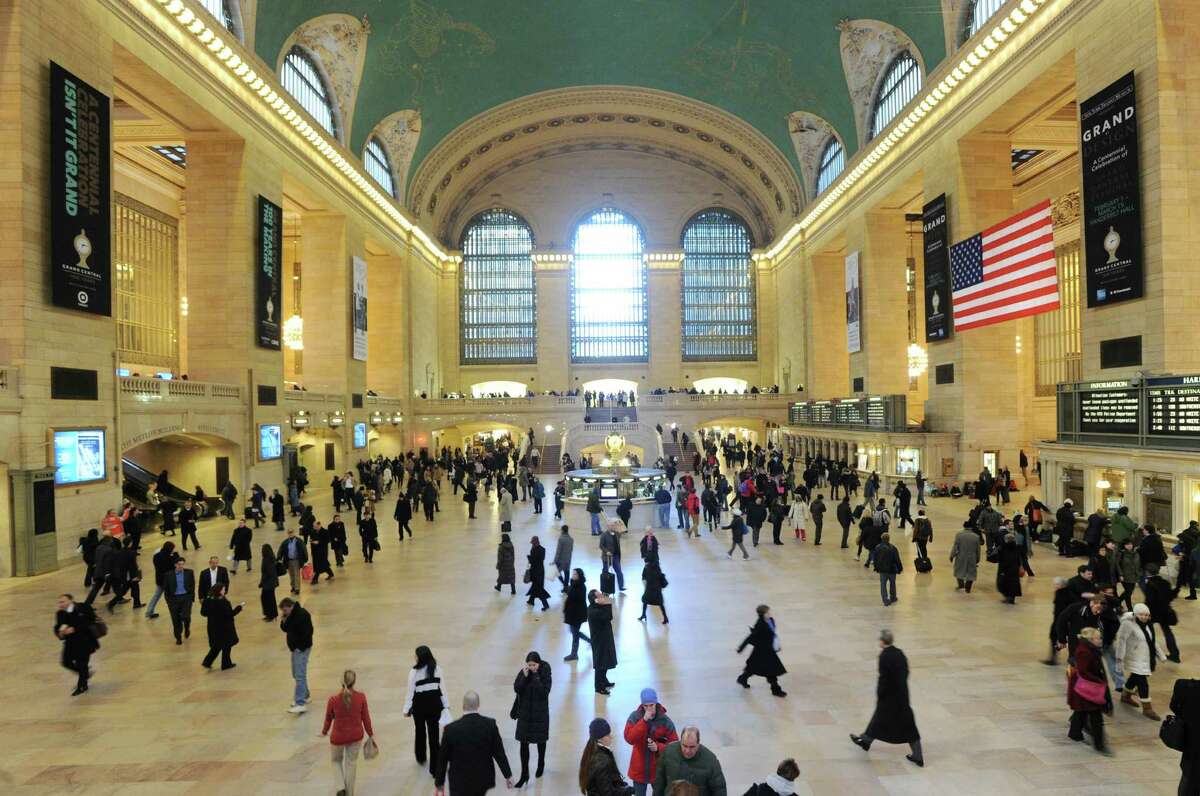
[
  {"left": 509, "top": 693, "right": 521, "bottom": 720},
  {"left": 522, "top": 568, "right": 532, "bottom": 584},
  {"left": 89, "top": 618, "right": 108, "bottom": 639},
  {"left": 362, "top": 736, "right": 380, "bottom": 760},
  {"left": 1160, "top": 714, "right": 1187, "bottom": 751},
  {"left": 1072, "top": 675, "right": 1107, "bottom": 705}
]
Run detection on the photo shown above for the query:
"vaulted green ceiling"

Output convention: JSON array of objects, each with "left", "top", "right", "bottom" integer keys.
[{"left": 255, "top": 1, "right": 947, "bottom": 182}]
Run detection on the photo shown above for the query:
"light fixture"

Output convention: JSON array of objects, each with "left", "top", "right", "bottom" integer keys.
[
  {"left": 328, "top": 410, "right": 345, "bottom": 427},
  {"left": 544, "top": 424, "right": 554, "bottom": 433},
  {"left": 1060, "top": 472, "right": 1073, "bottom": 482},
  {"left": 906, "top": 343, "right": 928, "bottom": 379},
  {"left": 290, "top": 410, "right": 310, "bottom": 428},
  {"left": 1096, "top": 478, "right": 1111, "bottom": 490},
  {"left": 283, "top": 314, "right": 304, "bottom": 350},
  {"left": 369, "top": 412, "right": 383, "bottom": 426},
  {"left": 390, "top": 413, "right": 403, "bottom": 425},
  {"left": 1015, "top": 335, "right": 1023, "bottom": 354},
  {"left": 1140, "top": 484, "right": 1156, "bottom": 496}
]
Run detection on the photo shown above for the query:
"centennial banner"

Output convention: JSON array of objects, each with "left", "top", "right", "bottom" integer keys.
[
  {"left": 50, "top": 62, "right": 111, "bottom": 315},
  {"left": 922, "top": 193, "right": 951, "bottom": 342},
  {"left": 352, "top": 255, "right": 368, "bottom": 361},
  {"left": 845, "top": 251, "right": 861, "bottom": 353},
  {"left": 256, "top": 196, "right": 282, "bottom": 350},
  {"left": 1080, "top": 71, "right": 1142, "bottom": 307}
]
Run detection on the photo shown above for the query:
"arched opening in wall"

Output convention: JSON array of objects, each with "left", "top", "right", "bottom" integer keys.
[
  {"left": 581, "top": 378, "right": 639, "bottom": 397},
  {"left": 286, "top": 428, "right": 345, "bottom": 478},
  {"left": 693, "top": 377, "right": 748, "bottom": 394},
  {"left": 571, "top": 208, "right": 647, "bottom": 362},
  {"left": 470, "top": 380, "right": 528, "bottom": 398},
  {"left": 696, "top": 416, "right": 768, "bottom": 449},
  {"left": 429, "top": 421, "right": 525, "bottom": 457},
  {"left": 123, "top": 432, "right": 243, "bottom": 519}
]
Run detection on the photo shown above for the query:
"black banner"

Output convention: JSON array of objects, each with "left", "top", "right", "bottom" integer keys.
[
  {"left": 49, "top": 62, "right": 111, "bottom": 315},
  {"left": 921, "top": 193, "right": 950, "bottom": 341},
  {"left": 256, "top": 196, "right": 282, "bottom": 350},
  {"left": 1080, "top": 71, "right": 1142, "bottom": 307}
]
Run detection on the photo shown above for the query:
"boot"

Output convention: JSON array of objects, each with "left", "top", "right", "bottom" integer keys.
[
  {"left": 1142, "top": 700, "right": 1160, "bottom": 720},
  {"left": 1120, "top": 689, "right": 1139, "bottom": 707}
]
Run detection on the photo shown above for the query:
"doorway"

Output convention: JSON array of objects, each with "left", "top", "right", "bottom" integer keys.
[
  {"left": 215, "top": 456, "right": 230, "bottom": 491},
  {"left": 324, "top": 442, "right": 336, "bottom": 471}
]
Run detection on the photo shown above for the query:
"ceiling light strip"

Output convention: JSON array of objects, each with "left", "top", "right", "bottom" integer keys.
[
  {"left": 764, "top": 0, "right": 1057, "bottom": 261},
  {"left": 145, "top": 0, "right": 452, "bottom": 263}
]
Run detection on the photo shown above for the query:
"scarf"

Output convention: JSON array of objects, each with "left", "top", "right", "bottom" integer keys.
[
  {"left": 765, "top": 773, "right": 796, "bottom": 795},
  {"left": 1138, "top": 620, "right": 1158, "bottom": 672}
]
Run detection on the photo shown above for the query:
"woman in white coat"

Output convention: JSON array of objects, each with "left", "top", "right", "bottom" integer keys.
[
  {"left": 791, "top": 499, "right": 809, "bottom": 542},
  {"left": 1115, "top": 603, "right": 1167, "bottom": 720}
]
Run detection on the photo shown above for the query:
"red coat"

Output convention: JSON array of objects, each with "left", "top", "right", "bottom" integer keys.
[
  {"left": 1067, "top": 640, "right": 1108, "bottom": 712},
  {"left": 623, "top": 704, "right": 678, "bottom": 784},
  {"left": 323, "top": 690, "right": 374, "bottom": 745}
]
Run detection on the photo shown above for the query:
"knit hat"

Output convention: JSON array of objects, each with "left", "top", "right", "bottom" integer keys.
[
  {"left": 588, "top": 717, "right": 611, "bottom": 741},
  {"left": 640, "top": 687, "right": 658, "bottom": 705},
  {"left": 1133, "top": 603, "right": 1151, "bottom": 617}
]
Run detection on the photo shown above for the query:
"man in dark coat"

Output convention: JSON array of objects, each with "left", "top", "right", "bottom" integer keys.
[
  {"left": 850, "top": 629, "right": 923, "bottom": 766},
  {"left": 1140, "top": 525, "right": 1168, "bottom": 573},
  {"left": 587, "top": 590, "right": 617, "bottom": 695},
  {"left": 327, "top": 515, "right": 348, "bottom": 567},
  {"left": 394, "top": 494, "right": 414, "bottom": 537},
  {"left": 434, "top": 691, "right": 513, "bottom": 796},
  {"left": 1055, "top": 499, "right": 1077, "bottom": 556},
  {"left": 1043, "top": 577, "right": 1079, "bottom": 665},
  {"left": 199, "top": 584, "right": 242, "bottom": 670},
  {"left": 810, "top": 495, "right": 826, "bottom": 545},
  {"left": 836, "top": 496, "right": 854, "bottom": 548},
  {"left": 1143, "top": 563, "right": 1181, "bottom": 662},
  {"left": 873, "top": 533, "right": 903, "bottom": 606},
  {"left": 55, "top": 593, "right": 100, "bottom": 695}
]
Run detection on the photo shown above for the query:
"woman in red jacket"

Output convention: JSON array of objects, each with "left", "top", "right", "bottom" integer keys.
[
  {"left": 322, "top": 670, "right": 376, "bottom": 796},
  {"left": 1067, "top": 627, "right": 1112, "bottom": 754}
]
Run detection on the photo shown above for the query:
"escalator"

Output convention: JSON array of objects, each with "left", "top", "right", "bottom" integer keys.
[{"left": 121, "top": 458, "right": 218, "bottom": 519}]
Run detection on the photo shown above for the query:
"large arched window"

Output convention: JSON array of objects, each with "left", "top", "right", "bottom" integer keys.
[
  {"left": 681, "top": 209, "right": 756, "bottom": 361},
  {"left": 869, "top": 51, "right": 921, "bottom": 140},
  {"left": 570, "top": 208, "right": 647, "bottom": 362},
  {"left": 460, "top": 209, "right": 536, "bottom": 364},
  {"left": 962, "top": 0, "right": 1006, "bottom": 43},
  {"left": 815, "top": 136, "right": 845, "bottom": 195},
  {"left": 363, "top": 138, "right": 396, "bottom": 198},
  {"left": 281, "top": 46, "right": 338, "bottom": 139}
]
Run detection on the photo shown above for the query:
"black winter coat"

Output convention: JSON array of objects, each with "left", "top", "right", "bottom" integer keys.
[
  {"left": 996, "top": 541, "right": 1023, "bottom": 598},
  {"left": 588, "top": 601, "right": 618, "bottom": 671},
  {"left": 496, "top": 540, "right": 516, "bottom": 585},
  {"left": 229, "top": 526, "right": 253, "bottom": 561},
  {"left": 641, "top": 563, "right": 667, "bottom": 606},
  {"left": 526, "top": 545, "right": 550, "bottom": 600},
  {"left": 563, "top": 579, "right": 588, "bottom": 626},
  {"left": 738, "top": 616, "right": 786, "bottom": 677},
  {"left": 513, "top": 663, "right": 552, "bottom": 742},
  {"left": 201, "top": 596, "right": 241, "bottom": 649},
  {"left": 584, "top": 744, "right": 633, "bottom": 796},
  {"left": 864, "top": 645, "right": 919, "bottom": 743}
]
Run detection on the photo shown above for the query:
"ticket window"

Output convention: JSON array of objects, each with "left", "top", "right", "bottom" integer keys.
[
  {"left": 895, "top": 448, "right": 920, "bottom": 477},
  {"left": 1142, "top": 476, "right": 1172, "bottom": 530},
  {"left": 1098, "top": 469, "right": 1126, "bottom": 513}
]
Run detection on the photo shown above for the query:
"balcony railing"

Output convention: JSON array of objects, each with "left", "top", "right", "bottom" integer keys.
[
  {"left": 119, "top": 376, "right": 242, "bottom": 403},
  {"left": 282, "top": 389, "right": 347, "bottom": 406},
  {"left": 365, "top": 394, "right": 404, "bottom": 408}
]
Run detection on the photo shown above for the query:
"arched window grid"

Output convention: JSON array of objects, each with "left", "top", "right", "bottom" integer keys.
[
  {"left": 962, "top": 0, "right": 1006, "bottom": 44},
  {"left": 815, "top": 136, "right": 845, "bottom": 195},
  {"left": 198, "top": 0, "right": 238, "bottom": 36},
  {"left": 570, "top": 208, "right": 648, "bottom": 363},
  {"left": 680, "top": 209, "right": 757, "bottom": 362},
  {"left": 364, "top": 138, "right": 396, "bottom": 198},
  {"left": 869, "top": 51, "right": 922, "bottom": 140},
  {"left": 281, "top": 46, "right": 338, "bottom": 139},
  {"left": 459, "top": 209, "right": 537, "bottom": 364}
]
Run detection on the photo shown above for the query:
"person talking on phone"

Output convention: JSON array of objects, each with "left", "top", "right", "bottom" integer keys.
[
  {"left": 199, "top": 583, "right": 243, "bottom": 670},
  {"left": 623, "top": 687, "right": 678, "bottom": 796}
]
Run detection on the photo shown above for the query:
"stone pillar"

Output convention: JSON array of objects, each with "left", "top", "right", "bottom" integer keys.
[
  {"left": 806, "top": 252, "right": 850, "bottom": 398},
  {"left": 648, "top": 256, "right": 683, "bottom": 388},
  {"left": 367, "top": 253, "right": 405, "bottom": 396},
  {"left": 847, "top": 211, "right": 911, "bottom": 396},
  {"left": 299, "top": 212, "right": 349, "bottom": 392},
  {"left": 535, "top": 258, "right": 569, "bottom": 391}
]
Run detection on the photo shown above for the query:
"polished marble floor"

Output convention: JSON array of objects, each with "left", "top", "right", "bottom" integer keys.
[{"left": 1, "top": 475, "right": 1194, "bottom": 795}]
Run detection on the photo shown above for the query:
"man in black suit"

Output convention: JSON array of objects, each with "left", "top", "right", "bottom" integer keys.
[
  {"left": 198, "top": 555, "right": 230, "bottom": 600},
  {"left": 435, "top": 691, "right": 512, "bottom": 796},
  {"left": 163, "top": 557, "right": 196, "bottom": 644},
  {"left": 54, "top": 594, "right": 100, "bottom": 695}
]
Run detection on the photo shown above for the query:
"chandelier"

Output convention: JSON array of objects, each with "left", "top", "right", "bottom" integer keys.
[
  {"left": 283, "top": 314, "right": 304, "bottom": 350},
  {"left": 906, "top": 343, "right": 928, "bottom": 379}
]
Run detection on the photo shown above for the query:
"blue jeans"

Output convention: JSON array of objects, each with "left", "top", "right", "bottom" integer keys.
[
  {"left": 657, "top": 505, "right": 671, "bottom": 528},
  {"left": 590, "top": 512, "right": 601, "bottom": 535},
  {"left": 879, "top": 573, "right": 897, "bottom": 605},
  {"left": 603, "top": 555, "right": 625, "bottom": 590},
  {"left": 676, "top": 507, "right": 690, "bottom": 529},
  {"left": 144, "top": 585, "right": 164, "bottom": 616},
  {"left": 291, "top": 647, "right": 311, "bottom": 705},
  {"left": 1102, "top": 645, "right": 1124, "bottom": 691}
]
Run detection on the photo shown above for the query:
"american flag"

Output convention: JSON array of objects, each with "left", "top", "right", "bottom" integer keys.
[{"left": 950, "top": 199, "right": 1059, "bottom": 332}]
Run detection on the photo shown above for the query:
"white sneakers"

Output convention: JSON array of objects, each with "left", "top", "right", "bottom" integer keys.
[{"left": 287, "top": 703, "right": 308, "bottom": 714}]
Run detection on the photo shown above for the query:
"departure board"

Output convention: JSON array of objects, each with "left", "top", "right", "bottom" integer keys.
[
  {"left": 1147, "top": 376, "right": 1200, "bottom": 437},
  {"left": 787, "top": 396, "right": 905, "bottom": 431}
]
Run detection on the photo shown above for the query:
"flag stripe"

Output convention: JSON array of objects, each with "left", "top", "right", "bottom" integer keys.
[{"left": 950, "top": 199, "right": 1059, "bottom": 334}]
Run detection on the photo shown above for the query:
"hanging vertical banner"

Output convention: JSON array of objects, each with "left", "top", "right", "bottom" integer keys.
[
  {"left": 845, "top": 250, "right": 862, "bottom": 353},
  {"left": 922, "top": 193, "right": 951, "bottom": 342},
  {"left": 256, "top": 196, "right": 282, "bottom": 350},
  {"left": 352, "top": 255, "right": 368, "bottom": 361},
  {"left": 1080, "top": 71, "right": 1142, "bottom": 307},
  {"left": 50, "top": 62, "right": 111, "bottom": 316}
]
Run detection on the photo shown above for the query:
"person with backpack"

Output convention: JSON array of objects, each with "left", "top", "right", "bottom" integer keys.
[{"left": 912, "top": 511, "right": 933, "bottom": 563}]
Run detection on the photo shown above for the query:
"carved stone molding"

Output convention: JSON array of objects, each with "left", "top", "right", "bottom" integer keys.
[
  {"left": 278, "top": 14, "right": 369, "bottom": 143},
  {"left": 837, "top": 19, "right": 924, "bottom": 147},
  {"left": 1052, "top": 189, "right": 1081, "bottom": 227},
  {"left": 786, "top": 112, "right": 842, "bottom": 203},
  {"left": 367, "top": 110, "right": 422, "bottom": 197},
  {"left": 408, "top": 86, "right": 802, "bottom": 239}
]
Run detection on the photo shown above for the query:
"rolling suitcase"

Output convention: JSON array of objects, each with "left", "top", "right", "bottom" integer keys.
[
  {"left": 914, "top": 557, "right": 933, "bottom": 573},
  {"left": 600, "top": 570, "right": 616, "bottom": 595}
]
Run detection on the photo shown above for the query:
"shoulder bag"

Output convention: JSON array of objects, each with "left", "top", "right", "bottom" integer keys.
[{"left": 1160, "top": 714, "right": 1186, "bottom": 751}]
